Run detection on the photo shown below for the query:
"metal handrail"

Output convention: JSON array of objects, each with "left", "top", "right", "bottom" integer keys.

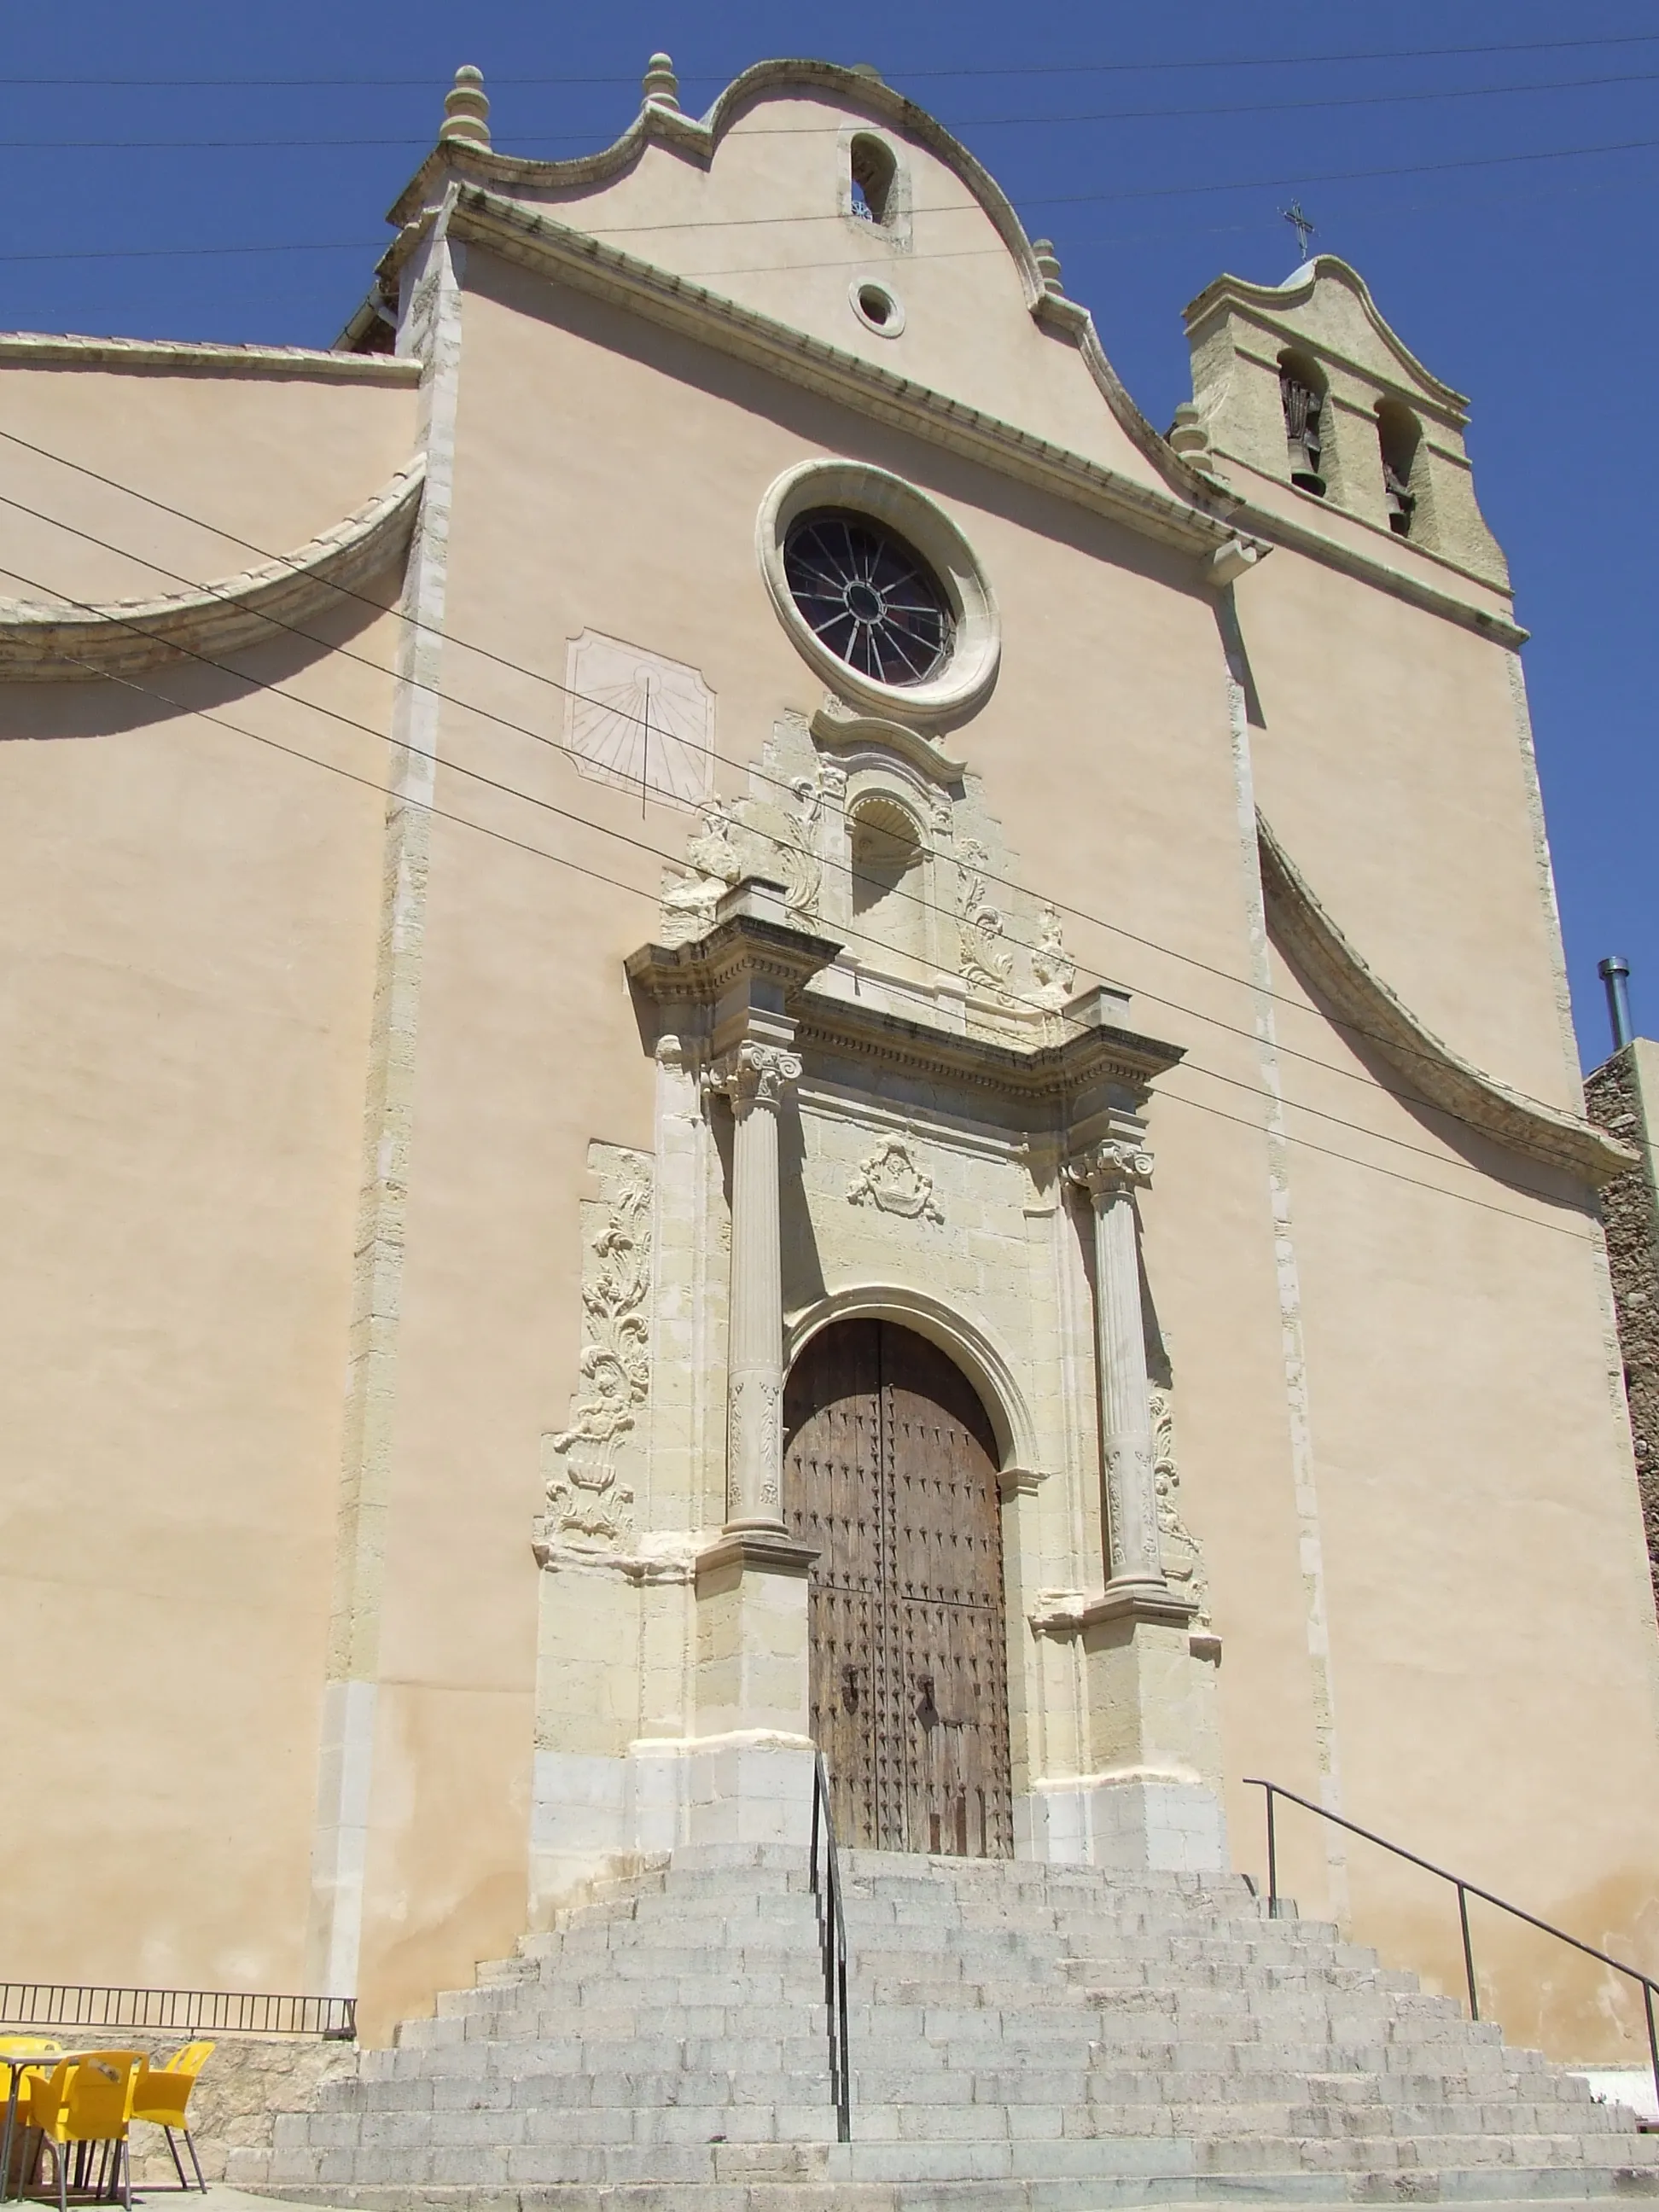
[
  {"left": 1245, "top": 1778, "right": 1659, "bottom": 2116},
  {"left": 808, "top": 1752, "right": 852, "bottom": 2142},
  {"left": 0, "top": 1983, "right": 356, "bottom": 2039}
]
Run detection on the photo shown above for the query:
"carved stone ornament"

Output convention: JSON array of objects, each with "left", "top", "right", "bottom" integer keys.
[
  {"left": 1099, "top": 1438, "right": 1160, "bottom": 1580},
  {"left": 956, "top": 835, "right": 1014, "bottom": 996},
  {"left": 658, "top": 800, "right": 742, "bottom": 945},
  {"left": 727, "top": 1371, "right": 783, "bottom": 1515},
  {"left": 1066, "top": 1136, "right": 1155, "bottom": 1201},
  {"left": 847, "top": 1134, "right": 944, "bottom": 1223},
  {"left": 656, "top": 767, "right": 831, "bottom": 946},
  {"left": 537, "top": 1146, "right": 653, "bottom": 1554},
  {"left": 566, "top": 630, "right": 714, "bottom": 809},
  {"left": 709, "top": 1039, "right": 803, "bottom": 1115},
  {"left": 1032, "top": 903, "right": 1076, "bottom": 1009},
  {"left": 1150, "top": 1386, "right": 1212, "bottom": 1625}
]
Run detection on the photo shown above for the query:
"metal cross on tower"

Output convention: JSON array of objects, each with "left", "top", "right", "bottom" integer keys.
[{"left": 1281, "top": 201, "right": 1315, "bottom": 260}]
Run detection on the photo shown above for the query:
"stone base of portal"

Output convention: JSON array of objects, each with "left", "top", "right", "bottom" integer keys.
[
  {"left": 528, "top": 1733, "right": 818, "bottom": 1924},
  {"left": 1016, "top": 1770, "right": 1229, "bottom": 1874}
]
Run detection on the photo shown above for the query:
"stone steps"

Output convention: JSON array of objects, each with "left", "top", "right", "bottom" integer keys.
[{"left": 233, "top": 1842, "right": 1659, "bottom": 2208}]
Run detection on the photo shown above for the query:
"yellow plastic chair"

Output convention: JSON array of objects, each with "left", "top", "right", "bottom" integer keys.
[
  {"left": 26, "top": 2052, "right": 141, "bottom": 2212},
  {"left": 130, "top": 2042, "right": 213, "bottom": 2194},
  {"left": 0, "top": 2046, "right": 63, "bottom": 2197}
]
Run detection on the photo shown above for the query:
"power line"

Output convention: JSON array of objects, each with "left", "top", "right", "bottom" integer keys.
[
  {"left": 0, "top": 239, "right": 381, "bottom": 265},
  {"left": 3, "top": 137, "right": 1653, "bottom": 247},
  {"left": 11, "top": 30, "right": 1659, "bottom": 88},
  {"left": 31, "top": 625, "right": 1600, "bottom": 1249},
  {"left": 11, "top": 67, "right": 1659, "bottom": 147},
  {"left": 0, "top": 424, "right": 1592, "bottom": 1146},
  {"left": 0, "top": 489, "right": 1605, "bottom": 1210},
  {"left": 6, "top": 159, "right": 1646, "bottom": 272}
]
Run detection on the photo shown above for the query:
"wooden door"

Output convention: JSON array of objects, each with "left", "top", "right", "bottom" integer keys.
[{"left": 783, "top": 1318, "right": 1013, "bottom": 1856}]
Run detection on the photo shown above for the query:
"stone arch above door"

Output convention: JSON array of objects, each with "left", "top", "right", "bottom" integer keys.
[{"left": 785, "top": 1281, "right": 1041, "bottom": 1480}]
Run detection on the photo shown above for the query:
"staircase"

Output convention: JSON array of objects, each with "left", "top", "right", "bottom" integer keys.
[{"left": 233, "top": 1842, "right": 1659, "bottom": 2208}]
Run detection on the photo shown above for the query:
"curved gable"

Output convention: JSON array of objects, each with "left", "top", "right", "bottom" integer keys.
[{"left": 380, "top": 60, "right": 1208, "bottom": 509}]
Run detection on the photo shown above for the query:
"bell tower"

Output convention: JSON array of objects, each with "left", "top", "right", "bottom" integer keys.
[{"left": 1179, "top": 253, "right": 1508, "bottom": 590}]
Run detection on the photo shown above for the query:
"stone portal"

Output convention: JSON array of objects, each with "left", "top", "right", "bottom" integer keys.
[{"left": 784, "top": 1318, "right": 1013, "bottom": 1858}]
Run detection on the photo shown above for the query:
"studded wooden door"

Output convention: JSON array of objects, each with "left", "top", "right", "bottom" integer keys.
[{"left": 783, "top": 1318, "right": 1013, "bottom": 1856}]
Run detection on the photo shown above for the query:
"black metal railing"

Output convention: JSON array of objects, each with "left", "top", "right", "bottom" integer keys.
[
  {"left": 0, "top": 1984, "right": 357, "bottom": 2040},
  {"left": 808, "top": 1752, "right": 852, "bottom": 2142},
  {"left": 1246, "top": 1778, "right": 1659, "bottom": 2117}
]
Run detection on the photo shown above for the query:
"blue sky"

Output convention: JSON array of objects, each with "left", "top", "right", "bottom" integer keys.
[{"left": 8, "top": 0, "right": 1654, "bottom": 1068}]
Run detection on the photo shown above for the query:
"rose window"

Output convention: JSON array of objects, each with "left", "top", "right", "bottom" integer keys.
[{"left": 782, "top": 508, "right": 954, "bottom": 686}]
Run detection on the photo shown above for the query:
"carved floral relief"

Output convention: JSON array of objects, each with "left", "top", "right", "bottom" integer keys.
[
  {"left": 537, "top": 1145, "right": 654, "bottom": 1555},
  {"left": 1150, "top": 1386, "right": 1212, "bottom": 1624}
]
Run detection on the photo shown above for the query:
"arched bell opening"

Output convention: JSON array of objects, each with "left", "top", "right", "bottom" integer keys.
[{"left": 783, "top": 1316, "right": 1014, "bottom": 1857}]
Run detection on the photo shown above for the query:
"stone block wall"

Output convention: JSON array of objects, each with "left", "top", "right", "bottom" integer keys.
[
  {"left": 3, "top": 2034, "right": 358, "bottom": 2187},
  {"left": 1585, "top": 1040, "right": 1659, "bottom": 1612}
]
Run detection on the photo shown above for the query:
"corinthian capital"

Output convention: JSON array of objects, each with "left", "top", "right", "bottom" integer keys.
[
  {"left": 1066, "top": 1135, "right": 1154, "bottom": 1202},
  {"left": 710, "top": 1039, "right": 803, "bottom": 1114}
]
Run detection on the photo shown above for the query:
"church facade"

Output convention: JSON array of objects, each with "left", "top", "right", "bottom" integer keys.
[{"left": 3, "top": 56, "right": 1657, "bottom": 2063}]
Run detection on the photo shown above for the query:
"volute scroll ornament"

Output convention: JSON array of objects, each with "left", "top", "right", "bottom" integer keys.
[
  {"left": 1066, "top": 1136, "right": 1155, "bottom": 1202},
  {"left": 708, "top": 1039, "right": 803, "bottom": 1115}
]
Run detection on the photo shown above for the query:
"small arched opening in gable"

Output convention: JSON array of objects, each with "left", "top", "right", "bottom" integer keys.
[
  {"left": 848, "top": 133, "right": 898, "bottom": 227},
  {"left": 1376, "top": 399, "right": 1423, "bottom": 539},
  {"left": 848, "top": 794, "right": 928, "bottom": 967},
  {"left": 1278, "top": 350, "right": 1329, "bottom": 498}
]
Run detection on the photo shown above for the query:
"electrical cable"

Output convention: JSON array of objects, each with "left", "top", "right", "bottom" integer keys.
[
  {"left": 0, "top": 424, "right": 1593, "bottom": 1146},
  {"left": 5, "top": 159, "right": 1647, "bottom": 271},
  {"left": 14, "top": 67, "right": 1659, "bottom": 148},
  {"left": 0, "top": 240, "right": 384, "bottom": 265},
  {"left": 0, "top": 502, "right": 1610, "bottom": 1217},
  {"left": 12, "top": 29, "right": 1659, "bottom": 88},
  {"left": 32, "top": 625, "right": 1603, "bottom": 1249}
]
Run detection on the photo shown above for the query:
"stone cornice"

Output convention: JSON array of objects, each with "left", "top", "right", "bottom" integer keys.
[
  {"left": 1212, "top": 456, "right": 1524, "bottom": 643},
  {"left": 0, "top": 459, "right": 426, "bottom": 682},
  {"left": 0, "top": 330, "right": 421, "bottom": 384},
  {"left": 810, "top": 703, "right": 966, "bottom": 784},
  {"left": 1029, "top": 1584, "right": 1200, "bottom": 1635},
  {"left": 795, "top": 989, "right": 1184, "bottom": 1110},
  {"left": 626, "top": 905, "right": 842, "bottom": 1010},
  {"left": 436, "top": 186, "right": 1243, "bottom": 561},
  {"left": 1257, "top": 811, "right": 1633, "bottom": 1187}
]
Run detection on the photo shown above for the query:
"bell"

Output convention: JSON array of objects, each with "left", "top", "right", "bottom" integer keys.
[{"left": 1280, "top": 370, "right": 1327, "bottom": 498}]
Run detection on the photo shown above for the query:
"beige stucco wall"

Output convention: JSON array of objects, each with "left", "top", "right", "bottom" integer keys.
[
  {"left": 0, "top": 602, "right": 400, "bottom": 1985},
  {"left": 0, "top": 354, "right": 417, "bottom": 606},
  {"left": 1, "top": 67, "right": 1656, "bottom": 2075}
]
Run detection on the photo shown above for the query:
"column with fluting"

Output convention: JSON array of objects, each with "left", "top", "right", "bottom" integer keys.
[
  {"left": 1068, "top": 1135, "right": 1167, "bottom": 1594},
  {"left": 714, "top": 1039, "right": 801, "bottom": 1533}
]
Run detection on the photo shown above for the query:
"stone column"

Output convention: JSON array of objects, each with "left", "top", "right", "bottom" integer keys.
[
  {"left": 713, "top": 1039, "right": 802, "bottom": 1533},
  {"left": 1068, "top": 1135, "right": 1167, "bottom": 1596}
]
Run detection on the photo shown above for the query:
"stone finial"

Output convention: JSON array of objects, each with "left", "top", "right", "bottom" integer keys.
[
  {"left": 1167, "top": 402, "right": 1213, "bottom": 463},
  {"left": 440, "top": 65, "right": 491, "bottom": 148},
  {"left": 1032, "top": 239, "right": 1063, "bottom": 295},
  {"left": 642, "top": 52, "right": 680, "bottom": 110}
]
